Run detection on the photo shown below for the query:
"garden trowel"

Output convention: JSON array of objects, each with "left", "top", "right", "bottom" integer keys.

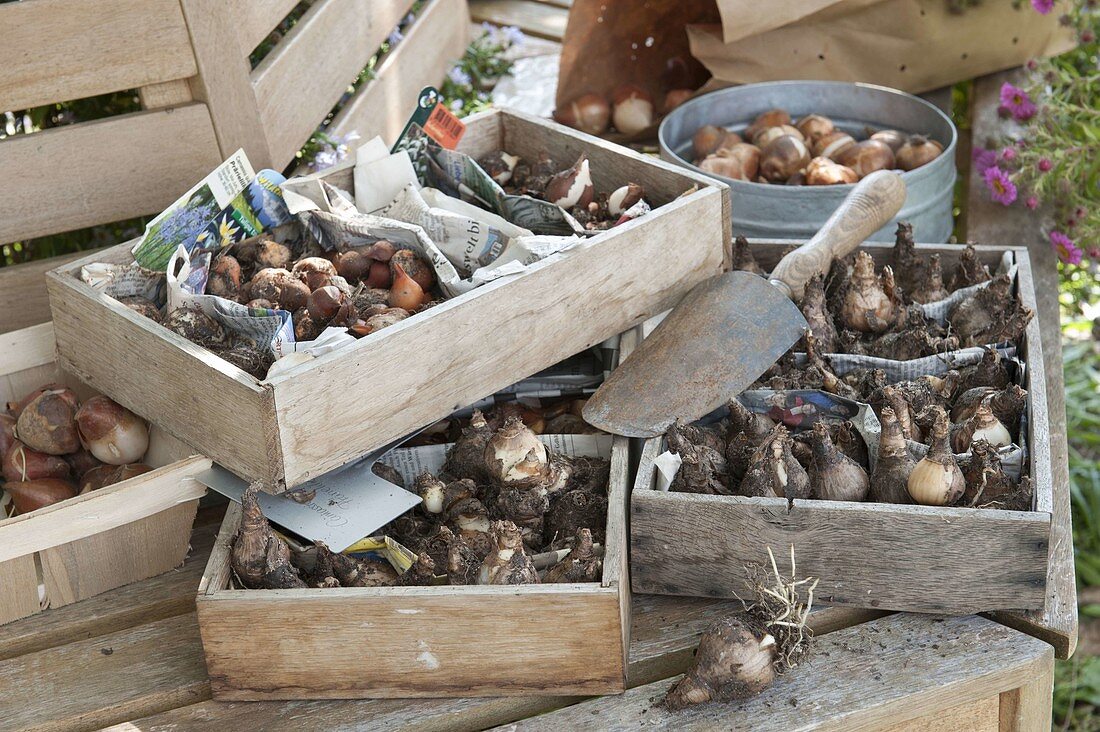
[{"left": 583, "top": 170, "right": 907, "bottom": 437}]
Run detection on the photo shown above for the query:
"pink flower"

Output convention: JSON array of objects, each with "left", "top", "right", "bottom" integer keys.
[
  {"left": 1025, "top": 195, "right": 1040, "bottom": 209},
  {"left": 972, "top": 146, "right": 998, "bottom": 173},
  {"left": 1001, "top": 146, "right": 1017, "bottom": 162},
  {"left": 1075, "top": 206, "right": 1088, "bottom": 220},
  {"left": 1038, "top": 157, "right": 1053, "bottom": 172},
  {"left": 1050, "top": 231, "right": 1083, "bottom": 265},
  {"left": 1089, "top": 248, "right": 1100, "bottom": 260},
  {"left": 983, "top": 166, "right": 1018, "bottom": 206},
  {"left": 1000, "top": 83, "right": 1038, "bottom": 120},
  {"left": 1031, "top": 0, "right": 1055, "bottom": 14}
]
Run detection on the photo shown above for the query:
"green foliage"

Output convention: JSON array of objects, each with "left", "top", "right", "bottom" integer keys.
[
  {"left": 439, "top": 25, "right": 523, "bottom": 118},
  {"left": 1056, "top": 655, "right": 1100, "bottom": 731}
]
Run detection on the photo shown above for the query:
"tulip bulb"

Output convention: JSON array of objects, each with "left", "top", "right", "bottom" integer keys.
[
  {"left": 74, "top": 396, "right": 149, "bottom": 465},
  {"left": 607, "top": 183, "right": 645, "bottom": 216},
  {"left": 544, "top": 155, "right": 594, "bottom": 209},
  {"left": 896, "top": 135, "right": 943, "bottom": 171},
  {"left": 760, "top": 135, "right": 810, "bottom": 182},
  {"left": 5, "top": 478, "right": 77, "bottom": 514},
  {"left": 554, "top": 93, "right": 611, "bottom": 136},
  {"left": 388, "top": 263, "right": 431, "bottom": 311},
  {"left": 610, "top": 85, "right": 655, "bottom": 135},
  {"left": 15, "top": 388, "right": 80, "bottom": 455}
]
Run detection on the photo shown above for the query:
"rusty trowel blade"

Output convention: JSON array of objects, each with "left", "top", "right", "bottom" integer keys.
[{"left": 583, "top": 270, "right": 806, "bottom": 437}]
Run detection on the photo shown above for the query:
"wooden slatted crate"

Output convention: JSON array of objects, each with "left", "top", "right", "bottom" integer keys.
[
  {"left": 631, "top": 241, "right": 1058, "bottom": 623},
  {"left": 46, "top": 109, "right": 730, "bottom": 491},
  {"left": 0, "top": 322, "right": 210, "bottom": 627},
  {"left": 194, "top": 331, "right": 638, "bottom": 700},
  {"left": 0, "top": 0, "right": 469, "bottom": 254}
]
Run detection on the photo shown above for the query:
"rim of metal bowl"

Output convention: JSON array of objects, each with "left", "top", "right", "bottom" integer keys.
[{"left": 658, "top": 80, "right": 959, "bottom": 193}]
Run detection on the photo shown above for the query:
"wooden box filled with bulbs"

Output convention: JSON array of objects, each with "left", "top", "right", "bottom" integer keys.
[
  {"left": 195, "top": 334, "right": 636, "bottom": 700},
  {"left": 0, "top": 322, "right": 209, "bottom": 627},
  {"left": 630, "top": 231, "right": 1068, "bottom": 653},
  {"left": 45, "top": 108, "right": 729, "bottom": 494}
]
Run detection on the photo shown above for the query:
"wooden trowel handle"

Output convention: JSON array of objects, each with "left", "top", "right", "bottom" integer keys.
[{"left": 768, "top": 170, "right": 906, "bottom": 301}]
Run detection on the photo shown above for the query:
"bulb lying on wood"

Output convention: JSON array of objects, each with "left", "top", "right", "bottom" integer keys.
[
  {"left": 664, "top": 546, "right": 816, "bottom": 710},
  {"left": 869, "top": 407, "right": 915, "bottom": 504},
  {"left": 907, "top": 407, "right": 966, "bottom": 506}
]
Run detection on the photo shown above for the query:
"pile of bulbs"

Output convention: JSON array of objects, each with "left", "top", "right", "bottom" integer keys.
[
  {"left": 1, "top": 384, "right": 151, "bottom": 515},
  {"left": 555, "top": 83, "right": 696, "bottom": 137},
  {"left": 691, "top": 108, "right": 943, "bottom": 185},
  {"left": 230, "top": 403, "right": 610, "bottom": 590}
]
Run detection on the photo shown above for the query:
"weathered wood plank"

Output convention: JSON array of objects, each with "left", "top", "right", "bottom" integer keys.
[
  {"left": 46, "top": 257, "right": 277, "bottom": 486},
  {"left": 470, "top": 0, "right": 569, "bottom": 41},
  {"left": 0, "top": 254, "right": 107, "bottom": 335},
  {"left": 885, "top": 697, "right": 1000, "bottom": 732},
  {"left": 179, "top": 0, "right": 273, "bottom": 167},
  {"left": 0, "top": 0, "right": 197, "bottom": 111},
  {"left": 234, "top": 0, "right": 302, "bottom": 54},
  {"left": 632, "top": 490, "right": 1049, "bottom": 614},
  {"left": 252, "top": 0, "right": 412, "bottom": 166},
  {"left": 0, "top": 106, "right": 222, "bottom": 245},
  {"left": 0, "top": 555, "right": 41, "bottom": 628},
  {"left": 0, "top": 614, "right": 210, "bottom": 732},
  {"left": 0, "top": 516, "right": 220, "bottom": 662},
  {"left": 326, "top": 0, "right": 471, "bottom": 150},
  {"left": 492, "top": 614, "right": 1054, "bottom": 731},
  {"left": 139, "top": 79, "right": 194, "bottom": 109},
  {"left": 114, "top": 598, "right": 876, "bottom": 729}
]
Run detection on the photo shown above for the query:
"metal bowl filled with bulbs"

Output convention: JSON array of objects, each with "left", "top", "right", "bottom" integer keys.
[{"left": 659, "top": 80, "right": 957, "bottom": 242}]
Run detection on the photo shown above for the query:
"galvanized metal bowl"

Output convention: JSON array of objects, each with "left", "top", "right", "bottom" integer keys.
[{"left": 659, "top": 81, "right": 958, "bottom": 242}]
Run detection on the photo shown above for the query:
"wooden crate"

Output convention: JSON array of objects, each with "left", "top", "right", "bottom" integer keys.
[
  {"left": 0, "top": 322, "right": 210, "bottom": 627},
  {"left": 46, "top": 108, "right": 730, "bottom": 491},
  {"left": 194, "top": 331, "right": 639, "bottom": 700},
  {"left": 0, "top": 0, "right": 468, "bottom": 249},
  {"left": 631, "top": 240, "right": 1054, "bottom": 618}
]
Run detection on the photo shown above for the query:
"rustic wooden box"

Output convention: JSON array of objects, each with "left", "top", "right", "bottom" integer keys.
[
  {"left": 0, "top": 322, "right": 210, "bottom": 627},
  {"left": 631, "top": 241, "right": 1053, "bottom": 617},
  {"left": 193, "top": 332, "right": 639, "bottom": 700},
  {"left": 46, "top": 109, "right": 729, "bottom": 492}
]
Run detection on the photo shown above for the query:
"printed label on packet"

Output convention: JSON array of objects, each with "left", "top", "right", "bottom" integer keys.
[{"left": 391, "top": 86, "right": 466, "bottom": 151}]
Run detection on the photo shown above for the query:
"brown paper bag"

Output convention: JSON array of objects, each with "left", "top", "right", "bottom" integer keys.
[
  {"left": 689, "top": 0, "right": 1075, "bottom": 94},
  {"left": 555, "top": 0, "right": 719, "bottom": 115}
]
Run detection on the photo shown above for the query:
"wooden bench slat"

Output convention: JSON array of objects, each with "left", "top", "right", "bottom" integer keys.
[
  {"left": 0, "top": 613, "right": 210, "bottom": 732},
  {"left": 0, "top": 106, "right": 223, "bottom": 245},
  {"left": 0, "top": 0, "right": 197, "bottom": 112},
  {"left": 470, "top": 0, "right": 570, "bottom": 41},
  {"left": 0, "top": 513, "right": 220, "bottom": 663},
  {"left": 491, "top": 614, "right": 1053, "bottom": 731},
  {"left": 106, "top": 598, "right": 876, "bottom": 730},
  {"left": 233, "top": 0, "right": 302, "bottom": 55},
  {"left": 251, "top": 0, "right": 413, "bottom": 167}
]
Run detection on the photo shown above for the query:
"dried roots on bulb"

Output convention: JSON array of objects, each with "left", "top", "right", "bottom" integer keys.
[
  {"left": 732, "top": 236, "right": 764, "bottom": 275},
  {"left": 478, "top": 520, "right": 540, "bottom": 585},
  {"left": 260, "top": 535, "right": 307, "bottom": 589},
  {"left": 870, "top": 407, "right": 915, "bottom": 504},
  {"left": 808, "top": 422, "right": 869, "bottom": 502},
  {"left": 957, "top": 349, "right": 1011, "bottom": 393},
  {"left": 800, "top": 274, "right": 838, "bottom": 353},
  {"left": 890, "top": 222, "right": 924, "bottom": 294},
  {"left": 316, "top": 541, "right": 398, "bottom": 587},
  {"left": 948, "top": 274, "right": 1033, "bottom": 347},
  {"left": 909, "top": 253, "right": 950, "bottom": 304},
  {"left": 870, "top": 373, "right": 958, "bottom": 419},
  {"left": 960, "top": 440, "right": 1023, "bottom": 508},
  {"left": 738, "top": 426, "right": 810, "bottom": 500},
  {"left": 840, "top": 252, "right": 900, "bottom": 334},
  {"left": 948, "top": 245, "right": 992, "bottom": 292},
  {"left": 543, "top": 486, "right": 608, "bottom": 549},
  {"left": 840, "top": 368, "right": 887, "bottom": 403},
  {"left": 443, "top": 409, "right": 494, "bottom": 484},
  {"left": 666, "top": 419, "right": 730, "bottom": 495},
  {"left": 439, "top": 526, "right": 487, "bottom": 585},
  {"left": 399, "top": 552, "right": 437, "bottom": 586},
  {"left": 907, "top": 407, "right": 966, "bottom": 506},
  {"left": 664, "top": 546, "right": 816, "bottom": 711},
  {"left": 543, "top": 528, "right": 602, "bottom": 583}
]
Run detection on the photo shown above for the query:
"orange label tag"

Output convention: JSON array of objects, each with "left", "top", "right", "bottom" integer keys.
[{"left": 423, "top": 102, "right": 466, "bottom": 149}]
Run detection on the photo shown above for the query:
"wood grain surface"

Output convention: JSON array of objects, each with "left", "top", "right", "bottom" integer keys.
[{"left": 491, "top": 614, "right": 1054, "bottom": 732}]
